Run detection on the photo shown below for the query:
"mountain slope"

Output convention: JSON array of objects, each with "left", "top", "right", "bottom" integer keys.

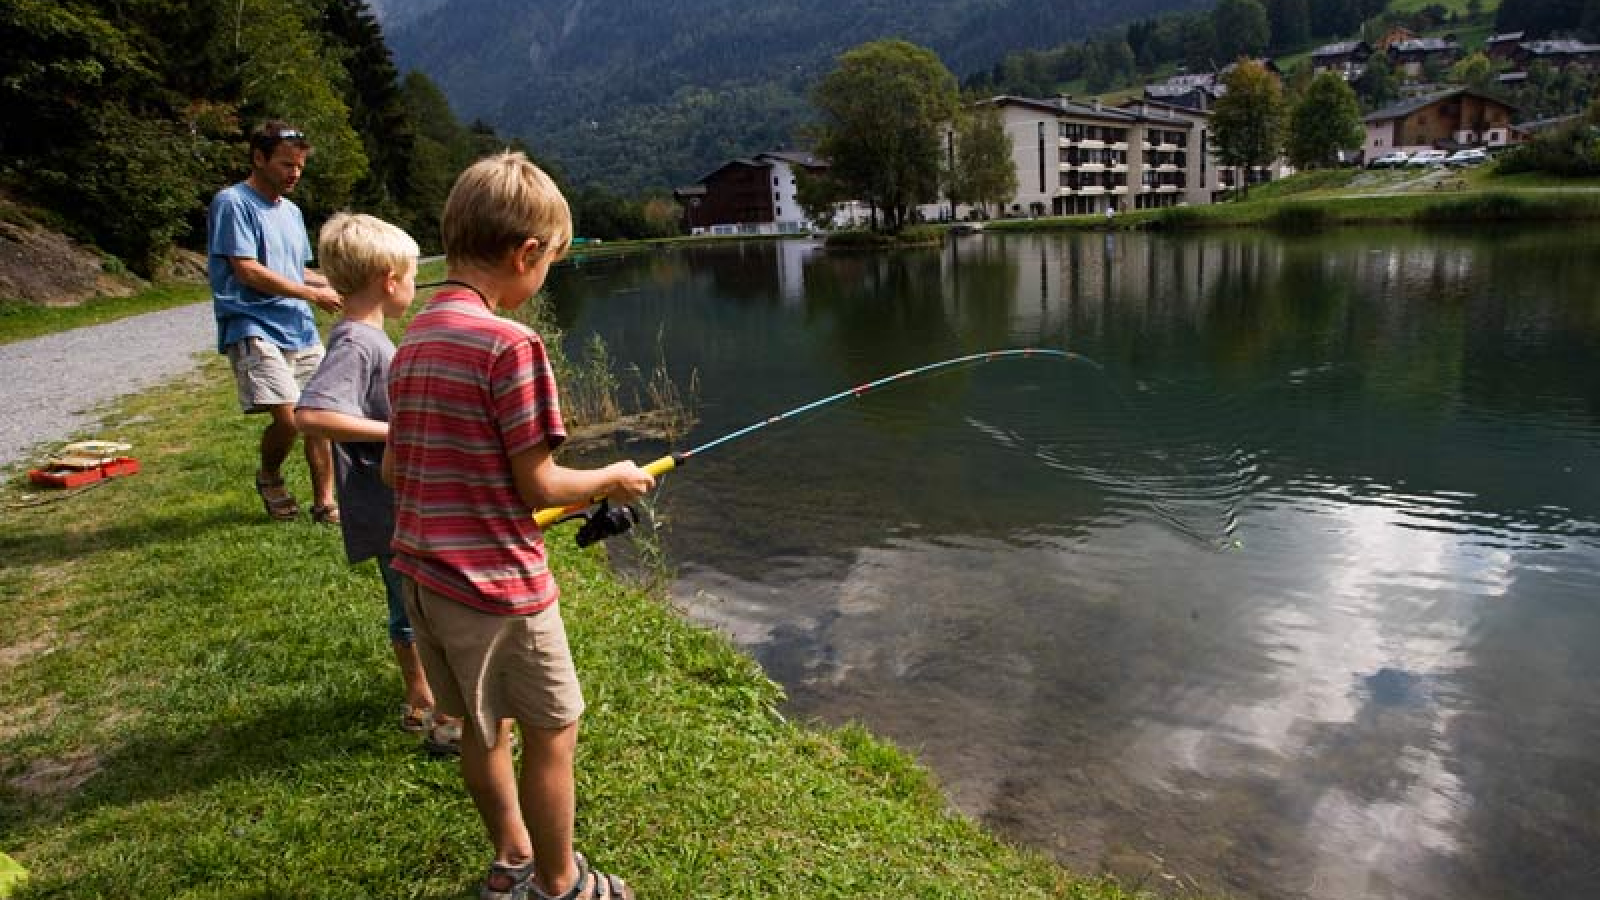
[{"left": 382, "top": 0, "right": 1206, "bottom": 193}]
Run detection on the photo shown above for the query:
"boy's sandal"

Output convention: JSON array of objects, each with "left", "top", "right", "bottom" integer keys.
[
  {"left": 534, "top": 853, "right": 633, "bottom": 900},
  {"left": 423, "top": 715, "right": 463, "bottom": 757},
  {"left": 254, "top": 474, "right": 300, "bottom": 521},
  {"left": 310, "top": 503, "right": 341, "bottom": 526},
  {"left": 399, "top": 704, "right": 434, "bottom": 734},
  {"left": 480, "top": 858, "right": 537, "bottom": 900},
  {"left": 484, "top": 853, "right": 631, "bottom": 900}
]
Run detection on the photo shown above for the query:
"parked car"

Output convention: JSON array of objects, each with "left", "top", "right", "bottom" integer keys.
[
  {"left": 1407, "top": 149, "right": 1449, "bottom": 167},
  {"left": 1367, "top": 150, "right": 1411, "bottom": 168},
  {"left": 1445, "top": 148, "right": 1489, "bottom": 167}
]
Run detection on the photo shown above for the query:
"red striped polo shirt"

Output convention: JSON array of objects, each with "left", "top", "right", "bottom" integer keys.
[{"left": 387, "top": 289, "right": 566, "bottom": 615}]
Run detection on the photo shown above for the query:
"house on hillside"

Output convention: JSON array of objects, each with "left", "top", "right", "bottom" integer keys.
[
  {"left": 1519, "top": 40, "right": 1600, "bottom": 74},
  {"left": 1144, "top": 73, "right": 1223, "bottom": 111},
  {"left": 1312, "top": 41, "right": 1373, "bottom": 79},
  {"left": 1387, "top": 37, "right": 1463, "bottom": 78},
  {"left": 1221, "top": 58, "right": 1284, "bottom": 78},
  {"left": 672, "top": 151, "right": 827, "bottom": 235},
  {"left": 1361, "top": 88, "right": 1517, "bottom": 161},
  {"left": 1375, "top": 26, "right": 1418, "bottom": 52},
  {"left": 1486, "top": 32, "right": 1526, "bottom": 64},
  {"left": 1141, "top": 60, "right": 1280, "bottom": 111}
]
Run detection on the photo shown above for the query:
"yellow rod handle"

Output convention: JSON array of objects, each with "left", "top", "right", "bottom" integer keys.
[{"left": 532, "top": 454, "right": 679, "bottom": 528}]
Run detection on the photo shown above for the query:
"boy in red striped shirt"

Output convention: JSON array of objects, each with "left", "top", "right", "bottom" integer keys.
[{"left": 385, "top": 152, "right": 652, "bottom": 900}]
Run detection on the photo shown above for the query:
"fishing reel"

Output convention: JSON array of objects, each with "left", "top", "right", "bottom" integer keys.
[{"left": 566, "top": 499, "right": 641, "bottom": 547}]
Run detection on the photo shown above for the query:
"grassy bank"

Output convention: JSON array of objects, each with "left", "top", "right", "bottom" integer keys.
[
  {"left": 0, "top": 357, "right": 1146, "bottom": 898},
  {"left": 987, "top": 169, "right": 1600, "bottom": 234}
]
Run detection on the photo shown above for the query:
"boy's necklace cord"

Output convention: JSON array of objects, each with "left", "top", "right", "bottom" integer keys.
[{"left": 418, "top": 279, "right": 490, "bottom": 308}]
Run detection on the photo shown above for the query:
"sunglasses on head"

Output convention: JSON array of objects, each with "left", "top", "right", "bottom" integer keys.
[{"left": 271, "top": 129, "right": 306, "bottom": 141}]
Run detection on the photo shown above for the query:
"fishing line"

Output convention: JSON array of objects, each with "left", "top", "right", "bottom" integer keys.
[
  {"left": 414, "top": 280, "right": 1238, "bottom": 543},
  {"left": 533, "top": 348, "right": 1090, "bottom": 530}
]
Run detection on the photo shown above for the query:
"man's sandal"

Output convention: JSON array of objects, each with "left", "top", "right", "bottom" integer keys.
[
  {"left": 311, "top": 503, "right": 341, "bottom": 526},
  {"left": 482, "top": 853, "right": 632, "bottom": 900},
  {"left": 254, "top": 474, "right": 300, "bottom": 522}
]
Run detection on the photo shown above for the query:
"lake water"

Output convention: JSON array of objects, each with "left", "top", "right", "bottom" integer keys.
[{"left": 548, "top": 228, "right": 1600, "bottom": 900}]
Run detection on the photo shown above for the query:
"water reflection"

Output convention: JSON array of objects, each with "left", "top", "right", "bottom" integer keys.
[{"left": 552, "top": 228, "right": 1600, "bottom": 900}]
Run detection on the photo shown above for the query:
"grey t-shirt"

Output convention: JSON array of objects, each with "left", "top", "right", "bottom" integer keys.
[{"left": 296, "top": 319, "right": 395, "bottom": 563}]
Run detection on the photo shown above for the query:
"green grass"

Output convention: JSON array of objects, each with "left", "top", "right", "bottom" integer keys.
[
  {"left": 0, "top": 261, "right": 453, "bottom": 347},
  {"left": 0, "top": 355, "right": 1150, "bottom": 899}
]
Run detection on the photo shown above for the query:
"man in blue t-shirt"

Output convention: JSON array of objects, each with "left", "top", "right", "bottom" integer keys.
[{"left": 208, "top": 120, "right": 345, "bottom": 524}]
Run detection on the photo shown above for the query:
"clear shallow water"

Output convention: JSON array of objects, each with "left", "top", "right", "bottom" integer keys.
[{"left": 549, "top": 228, "right": 1600, "bottom": 900}]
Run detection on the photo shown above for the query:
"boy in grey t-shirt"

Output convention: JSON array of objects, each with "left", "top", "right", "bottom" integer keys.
[{"left": 295, "top": 213, "right": 459, "bottom": 754}]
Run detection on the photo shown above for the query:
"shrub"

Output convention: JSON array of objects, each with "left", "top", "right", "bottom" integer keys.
[
  {"left": 1266, "top": 203, "right": 1332, "bottom": 232},
  {"left": 1495, "top": 121, "right": 1600, "bottom": 177},
  {"left": 1150, "top": 206, "right": 1207, "bottom": 230}
]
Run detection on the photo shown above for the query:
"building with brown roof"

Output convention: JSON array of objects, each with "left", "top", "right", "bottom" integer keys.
[
  {"left": 673, "top": 151, "right": 828, "bottom": 235},
  {"left": 1361, "top": 88, "right": 1517, "bottom": 161},
  {"left": 1386, "top": 37, "right": 1464, "bottom": 77},
  {"left": 1312, "top": 41, "right": 1373, "bottom": 79}
]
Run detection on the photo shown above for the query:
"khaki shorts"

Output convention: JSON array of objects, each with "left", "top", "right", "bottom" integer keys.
[
  {"left": 226, "top": 337, "right": 324, "bottom": 413},
  {"left": 403, "top": 577, "right": 585, "bottom": 749}
]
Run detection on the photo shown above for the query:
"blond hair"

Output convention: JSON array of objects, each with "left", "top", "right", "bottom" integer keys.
[
  {"left": 441, "top": 151, "right": 572, "bottom": 270},
  {"left": 317, "top": 213, "right": 419, "bottom": 296}
]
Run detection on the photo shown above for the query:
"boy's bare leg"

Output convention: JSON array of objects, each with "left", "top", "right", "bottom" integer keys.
[
  {"left": 461, "top": 719, "right": 534, "bottom": 866},
  {"left": 303, "top": 433, "right": 337, "bottom": 509},
  {"left": 522, "top": 722, "right": 580, "bottom": 897},
  {"left": 260, "top": 403, "right": 299, "bottom": 477},
  {"left": 392, "top": 641, "right": 434, "bottom": 711}
]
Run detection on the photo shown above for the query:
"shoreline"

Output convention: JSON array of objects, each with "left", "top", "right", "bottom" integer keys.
[{"left": 0, "top": 354, "right": 1150, "bottom": 899}]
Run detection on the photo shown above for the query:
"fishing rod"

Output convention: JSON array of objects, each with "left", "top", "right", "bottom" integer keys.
[{"left": 537, "top": 348, "right": 1082, "bottom": 544}]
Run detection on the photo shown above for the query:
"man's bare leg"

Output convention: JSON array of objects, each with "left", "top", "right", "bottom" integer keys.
[{"left": 260, "top": 403, "right": 298, "bottom": 479}]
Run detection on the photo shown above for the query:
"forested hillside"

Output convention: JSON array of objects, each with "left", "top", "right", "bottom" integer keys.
[
  {"left": 381, "top": 0, "right": 1208, "bottom": 193},
  {"left": 0, "top": 0, "right": 563, "bottom": 278}
]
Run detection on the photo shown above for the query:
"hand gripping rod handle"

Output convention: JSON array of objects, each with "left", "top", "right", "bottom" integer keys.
[{"left": 532, "top": 454, "right": 679, "bottom": 528}]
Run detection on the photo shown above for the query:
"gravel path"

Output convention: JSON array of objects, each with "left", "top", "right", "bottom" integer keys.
[{"left": 0, "top": 302, "right": 215, "bottom": 469}]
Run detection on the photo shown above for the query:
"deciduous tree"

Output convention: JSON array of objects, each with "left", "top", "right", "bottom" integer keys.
[
  {"left": 1211, "top": 59, "right": 1288, "bottom": 197},
  {"left": 1288, "top": 73, "right": 1364, "bottom": 168},
  {"left": 813, "top": 40, "right": 959, "bottom": 232},
  {"left": 222, "top": 0, "right": 365, "bottom": 218},
  {"left": 945, "top": 104, "right": 1018, "bottom": 218},
  {"left": 1449, "top": 52, "right": 1497, "bottom": 93}
]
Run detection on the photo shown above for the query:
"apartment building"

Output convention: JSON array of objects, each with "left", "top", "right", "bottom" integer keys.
[{"left": 975, "top": 95, "right": 1213, "bottom": 218}]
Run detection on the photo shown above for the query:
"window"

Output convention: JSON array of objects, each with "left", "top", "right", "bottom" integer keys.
[{"left": 773, "top": 177, "right": 780, "bottom": 186}]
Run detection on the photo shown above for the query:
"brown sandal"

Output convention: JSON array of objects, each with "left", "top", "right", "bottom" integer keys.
[
  {"left": 255, "top": 473, "right": 300, "bottom": 522},
  {"left": 311, "top": 503, "right": 341, "bottom": 526}
]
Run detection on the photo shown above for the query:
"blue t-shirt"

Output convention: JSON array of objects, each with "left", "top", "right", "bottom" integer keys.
[{"left": 207, "top": 181, "right": 318, "bottom": 353}]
